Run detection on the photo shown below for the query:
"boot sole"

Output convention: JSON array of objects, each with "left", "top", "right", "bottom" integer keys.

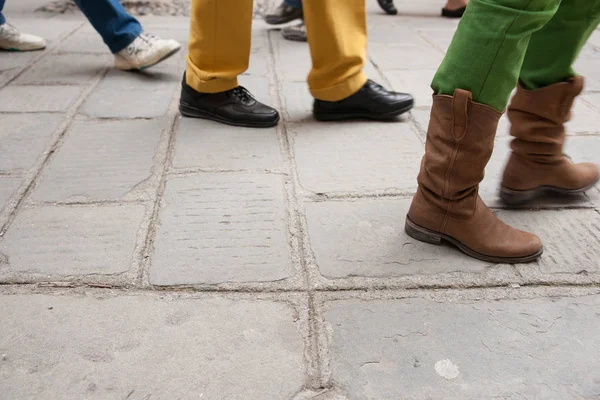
[
  {"left": 313, "top": 103, "right": 413, "bottom": 122},
  {"left": 405, "top": 216, "right": 543, "bottom": 264},
  {"left": 179, "top": 102, "right": 280, "bottom": 128},
  {"left": 499, "top": 177, "right": 600, "bottom": 206}
]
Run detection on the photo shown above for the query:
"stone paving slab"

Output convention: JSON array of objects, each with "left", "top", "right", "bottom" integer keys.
[
  {"left": 0, "top": 177, "right": 23, "bottom": 214},
  {"left": 0, "top": 113, "right": 63, "bottom": 173},
  {"left": 14, "top": 53, "right": 110, "bottom": 85},
  {"left": 0, "top": 294, "right": 305, "bottom": 399},
  {"left": 31, "top": 119, "right": 163, "bottom": 202},
  {"left": 174, "top": 117, "right": 283, "bottom": 171},
  {"left": 0, "top": 85, "right": 81, "bottom": 112},
  {"left": 0, "top": 204, "right": 145, "bottom": 276},
  {"left": 58, "top": 32, "right": 109, "bottom": 54},
  {"left": 150, "top": 173, "right": 291, "bottom": 285},
  {"left": 305, "top": 198, "right": 600, "bottom": 279},
  {"left": 370, "top": 43, "right": 444, "bottom": 71},
  {"left": 81, "top": 69, "right": 179, "bottom": 118},
  {"left": 325, "top": 295, "right": 600, "bottom": 399},
  {"left": 291, "top": 121, "right": 423, "bottom": 194},
  {"left": 305, "top": 199, "right": 494, "bottom": 279}
]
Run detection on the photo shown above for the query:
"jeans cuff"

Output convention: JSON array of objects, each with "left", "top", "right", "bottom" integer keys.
[{"left": 108, "top": 26, "right": 143, "bottom": 54}]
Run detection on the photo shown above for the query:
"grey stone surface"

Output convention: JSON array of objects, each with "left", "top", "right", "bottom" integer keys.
[
  {"left": 15, "top": 54, "right": 110, "bottom": 85},
  {"left": 58, "top": 32, "right": 108, "bottom": 54},
  {"left": 306, "top": 197, "right": 600, "bottom": 278},
  {"left": 326, "top": 295, "right": 600, "bottom": 400},
  {"left": 0, "top": 294, "right": 305, "bottom": 399},
  {"left": 304, "top": 199, "right": 493, "bottom": 279},
  {"left": 292, "top": 121, "right": 423, "bottom": 193},
  {"left": 0, "top": 205, "right": 145, "bottom": 275},
  {"left": 150, "top": 173, "right": 291, "bottom": 285},
  {"left": 82, "top": 69, "right": 178, "bottom": 118},
  {"left": 32, "top": 119, "right": 163, "bottom": 202},
  {"left": 0, "top": 113, "right": 63, "bottom": 173},
  {"left": 502, "top": 209, "right": 600, "bottom": 274},
  {"left": 0, "top": 177, "right": 22, "bottom": 214},
  {"left": 174, "top": 117, "right": 283, "bottom": 171},
  {"left": 0, "top": 85, "right": 81, "bottom": 112},
  {"left": 370, "top": 43, "right": 444, "bottom": 71},
  {"left": 387, "top": 69, "right": 436, "bottom": 108}
]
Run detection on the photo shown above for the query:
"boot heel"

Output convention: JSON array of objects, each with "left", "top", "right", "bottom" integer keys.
[
  {"left": 499, "top": 186, "right": 536, "bottom": 206},
  {"left": 405, "top": 216, "right": 442, "bottom": 245}
]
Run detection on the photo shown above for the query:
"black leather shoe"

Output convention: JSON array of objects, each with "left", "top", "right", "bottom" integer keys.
[
  {"left": 313, "top": 80, "right": 413, "bottom": 121},
  {"left": 377, "top": 0, "right": 398, "bottom": 15},
  {"left": 179, "top": 74, "right": 280, "bottom": 128},
  {"left": 265, "top": 2, "right": 303, "bottom": 25}
]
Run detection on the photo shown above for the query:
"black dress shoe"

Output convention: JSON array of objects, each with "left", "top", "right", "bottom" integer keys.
[
  {"left": 377, "top": 0, "right": 398, "bottom": 15},
  {"left": 313, "top": 80, "right": 413, "bottom": 121},
  {"left": 265, "top": 2, "right": 303, "bottom": 25},
  {"left": 441, "top": 5, "right": 467, "bottom": 18},
  {"left": 179, "top": 74, "right": 280, "bottom": 128}
]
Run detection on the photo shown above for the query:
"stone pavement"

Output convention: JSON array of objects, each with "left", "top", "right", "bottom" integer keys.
[{"left": 1, "top": 3, "right": 600, "bottom": 399}]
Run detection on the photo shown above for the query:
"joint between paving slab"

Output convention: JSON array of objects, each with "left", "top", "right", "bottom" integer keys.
[
  {"left": 268, "top": 30, "right": 328, "bottom": 390},
  {"left": 133, "top": 94, "right": 181, "bottom": 287},
  {"left": 0, "top": 66, "right": 110, "bottom": 237},
  {"left": 0, "top": 20, "right": 86, "bottom": 91}
]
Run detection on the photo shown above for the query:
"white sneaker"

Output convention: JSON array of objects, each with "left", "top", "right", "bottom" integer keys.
[
  {"left": 0, "top": 23, "right": 47, "bottom": 52},
  {"left": 114, "top": 33, "right": 181, "bottom": 71}
]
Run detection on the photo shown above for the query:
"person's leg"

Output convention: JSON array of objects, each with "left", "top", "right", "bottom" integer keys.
[
  {"left": 432, "top": 0, "right": 560, "bottom": 112},
  {"left": 0, "top": 0, "right": 6, "bottom": 25},
  {"left": 186, "top": 0, "right": 252, "bottom": 93},
  {"left": 406, "top": 0, "right": 566, "bottom": 263},
  {"left": 304, "top": 0, "right": 413, "bottom": 120},
  {"left": 303, "top": 0, "right": 367, "bottom": 102},
  {"left": 180, "top": 0, "right": 279, "bottom": 127},
  {"left": 73, "top": 0, "right": 180, "bottom": 70},
  {"left": 73, "top": 0, "right": 141, "bottom": 54},
  {"left": 286, "top": 0, "right": 303, "bottom": 8},
  {"left": 500, "top": 0, "right": 600, "bottom": 204}
]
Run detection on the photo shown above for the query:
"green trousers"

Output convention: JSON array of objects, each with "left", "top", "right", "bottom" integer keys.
[{"left": 432, "top": 0, "right": 600, "bottom": 111}]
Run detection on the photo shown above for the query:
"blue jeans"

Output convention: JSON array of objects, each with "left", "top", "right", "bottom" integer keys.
[
  {"left": 285, "top": 0, "right": 303, "bottom": 9},
  {"left": 0, "top": 0, "right": 142, "bottom": 53}
]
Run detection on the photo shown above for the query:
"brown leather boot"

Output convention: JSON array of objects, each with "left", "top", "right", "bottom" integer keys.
[
  {"left": 405, "top": 89, "right": 543, "bottom": 263},
  {"left": 500, "top": 76, "right": 599, "bottom": 205}
]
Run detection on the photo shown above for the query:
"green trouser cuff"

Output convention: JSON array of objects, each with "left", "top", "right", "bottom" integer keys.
[{"left": 431, "top": 0, "right": 560, "bottom": 111}]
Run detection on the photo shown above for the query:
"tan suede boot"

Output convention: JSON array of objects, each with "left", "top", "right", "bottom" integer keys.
[
  {"left": 406, "top": 89, "right": 543, "bottom": 263},
  {"left": 500, "top": 76, "right": 599, "bottom": 205}
]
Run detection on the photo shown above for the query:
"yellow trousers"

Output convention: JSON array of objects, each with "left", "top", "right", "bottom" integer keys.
[{"left": 185, "top": 0, "right": 368, "bottom": 101}]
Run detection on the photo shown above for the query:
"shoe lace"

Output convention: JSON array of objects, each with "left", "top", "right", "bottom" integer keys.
[
  {"left": 229, "top": 86, "right": 254, "bottom": 105},
  {"left": 125, "top": 33, "right": 157, "bottom": 55}
]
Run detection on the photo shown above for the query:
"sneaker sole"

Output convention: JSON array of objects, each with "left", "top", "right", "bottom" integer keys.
[
  {"left": 116, "top": 46, "right": 181, "bottom": 71},
  {"left": 313, "top": 102, "right": 413, "bottom": 122},
  {"left": 404, "top": 215, "right": 543, "bottom": 264},
  {"left": 179, "top": 102, "right": 280, "bottom": 128},
  {"left": 499, "top": 176, "right": 600, "bottom": 206}
]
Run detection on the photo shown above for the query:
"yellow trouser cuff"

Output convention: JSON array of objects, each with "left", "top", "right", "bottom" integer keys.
[
  {"left": 185, "top": 63, "right": 239, "bottom": 94},
  {"left": 309, "top": 71, "right": 368, "bottom": 102}
]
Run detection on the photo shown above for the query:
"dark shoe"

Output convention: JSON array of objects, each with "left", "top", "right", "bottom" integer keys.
[
  {"left": 281, "top": 21, "right": 307, "bottom": 42},
  {"left": 313, "top": 80, "right": 413, "bottom": 121},
  {"left": 179, "top": 74, "right": 279, "bottom": 128},
  {"left": 377, "top": 0, "right": 398, "bottom": 15},
  {"left": 441, "top": 6, "right": 467, "bottom": 18},
  {"left": 265, "top": 2, "right": 303, "bottom": 25}
]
